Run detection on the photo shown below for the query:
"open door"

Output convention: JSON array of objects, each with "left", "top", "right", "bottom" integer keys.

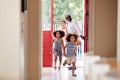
[
  {"left": 84, "top": 0, "right": 89, "bottom": 52},
  {"left": 42, "top": 0, "right": 54, "bottom": 67}
]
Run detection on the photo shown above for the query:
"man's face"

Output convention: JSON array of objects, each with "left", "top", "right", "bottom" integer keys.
[{"left": 65, "top": 16, "right": 72, "bottom": 22}]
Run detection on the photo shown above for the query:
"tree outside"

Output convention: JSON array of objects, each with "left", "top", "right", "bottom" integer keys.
[
  {"left": 54, "top": 0, "right": 83, "bottom": 24},
  {"left": 42, "top": 0, "right": 83, "bottom": 30}
]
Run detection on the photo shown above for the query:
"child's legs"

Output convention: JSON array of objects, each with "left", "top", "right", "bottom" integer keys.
[
  {"left": 54, "top": 54, "right": 57, "bottom": 67},
  {"left": 58, "top": 55, "right": 62, "bottom": 68},
  {"left": 72, "top": 56, "right": 76, "bottom": 66},
  {"left": 72, "top": 62, "right": 75, "bottom": 75},
  {"left": 71, "top": 56, "right": 76, "bottom": 75}
]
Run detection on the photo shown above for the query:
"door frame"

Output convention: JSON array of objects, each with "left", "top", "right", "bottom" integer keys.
[
  {"left": 24, "top": 0, "right": 94, "bottom": 80},
  {"left": 24, "top": 0, "right": 41, "bottom": 80}
]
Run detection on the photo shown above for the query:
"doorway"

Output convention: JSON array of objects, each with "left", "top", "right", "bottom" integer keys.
[
  {"left": 24, "top": 0, "right": 88, "bottom": 79},
  {"left": 42, "top": 0, "right": 88, "bottom": 68}
]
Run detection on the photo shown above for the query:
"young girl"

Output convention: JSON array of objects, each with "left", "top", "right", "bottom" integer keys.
[
  {"left": 51, "top": 30, "right": 65, "bottom": 70},
  {"left": 63, "top": 34, "right": 78, "bottom": 77}
]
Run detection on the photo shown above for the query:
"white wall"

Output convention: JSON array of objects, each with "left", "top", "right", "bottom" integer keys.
[
  {"left": 117, "top": 0, "right": 120, "bottom": 61},
  {"left": 0, "top": 0, "right": 20, "bottom": 80}
]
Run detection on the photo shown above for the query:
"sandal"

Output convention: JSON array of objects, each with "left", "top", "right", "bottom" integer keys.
[
  {"left": 54, "top": 66, "right": 56, "bottom": 69},
  {"left": 63, "top": 60, "right": 67, "bottom": 66},
  {"left": 72, "top": 74, "right": 77, "bottom": 77},
  {"left": 58, "top": 67, "right": 61, "bottom": 70}
]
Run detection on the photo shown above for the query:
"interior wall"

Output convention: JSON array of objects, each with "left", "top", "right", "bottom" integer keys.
[
  {"left": 0, "top": 0, "right": 20, "bottom": 80},
  {"left": 117, "top": 0, "right": 120, "bottom": 61},
  {"left": 90, "top": 0, "right": 117, "bottom": 57}
]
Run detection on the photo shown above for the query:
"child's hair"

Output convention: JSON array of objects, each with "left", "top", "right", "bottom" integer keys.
[
  {"left": 53, "top": 30, "right": 65, "bottom": 38},
  {"left": 66, "top": 34, "right": 78, "bottom": 42},
  {"left": 60, "top": 20, "right": 66, "bottom": 24}
]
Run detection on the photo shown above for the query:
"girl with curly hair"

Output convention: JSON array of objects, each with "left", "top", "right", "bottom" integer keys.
[
  {"left": 63, "top": 33, "right": 78, "bottom": 77},
  {"left": 51, "top": 30, "right": 65, "bottom": 70}
]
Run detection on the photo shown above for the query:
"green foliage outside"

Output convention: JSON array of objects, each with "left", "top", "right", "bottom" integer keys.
[
  {"left": 54, "top": 0, "right": 83, "bottom": 23},
  {"left": 42, "top": 0, "right": 51, "bottom": 24},
  {"left": 42, "top": 0, "right": 83, "bottom": 24}
]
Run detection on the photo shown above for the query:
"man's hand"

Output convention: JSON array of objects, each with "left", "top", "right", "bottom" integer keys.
[
  {"left": 80, "top": 35, "right": 88, "bottom": 40},
  {"left": 76, "top": 40, "right": 81, "bottom": 46}
]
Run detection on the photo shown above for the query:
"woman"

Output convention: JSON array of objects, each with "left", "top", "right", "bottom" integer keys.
[{"left": 58, "top": 20, "right": 68, "bottom": 45}]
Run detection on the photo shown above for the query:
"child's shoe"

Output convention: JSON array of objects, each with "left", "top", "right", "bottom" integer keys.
[
  {"left": 54, "top": 66, "right": 56, "bottom": 69},
  {"left": 72, "top": 74, "right": 77, "bottom": 77},
  {"left": 58, "top": 66, "right": 61, "bottom": 70},
  {"left": 63, "top": 60, "right": 67, "bottom": 66},
  {"left": 68, "top": 66, "right": 76, "bottom": 70}
]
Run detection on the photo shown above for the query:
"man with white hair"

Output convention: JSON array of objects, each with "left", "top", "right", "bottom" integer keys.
[
  {"left": 64, "top": 14, "right": 87, "bottom": 70},
  {"left": 65, "top": 14, "right": 86, "bottom": 40}
]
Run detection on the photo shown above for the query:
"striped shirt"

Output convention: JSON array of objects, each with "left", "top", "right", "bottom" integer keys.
[{"left": 66, "top": 42, "right": 76, "bottom": 57}]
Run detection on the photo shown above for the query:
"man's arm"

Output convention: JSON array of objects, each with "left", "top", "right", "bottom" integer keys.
[
  {"left": 74, "top": 21, "right": 87, "bottom": 40},
  {"left": 74, "top": 21, "right": 82, "bottom": 36}
]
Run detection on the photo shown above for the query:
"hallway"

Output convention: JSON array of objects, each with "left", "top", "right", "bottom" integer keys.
[
  {"left": 43, "top": 51, "right": 85, "bottom": 80},
  {"left": 0, "top": 0, "right": 120, "bottom": 80},
  {"left": 41, "top": 53, "right": 119, "bottom": 80}
]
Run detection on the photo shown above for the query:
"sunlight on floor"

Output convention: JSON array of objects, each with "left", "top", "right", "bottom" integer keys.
[{"left": 41, "top": 67, "right": 85, "bottom": 80}]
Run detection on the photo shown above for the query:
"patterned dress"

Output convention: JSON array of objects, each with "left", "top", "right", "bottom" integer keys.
[{"left": 53, "top": 39, "right": 63, "bottom": 57}]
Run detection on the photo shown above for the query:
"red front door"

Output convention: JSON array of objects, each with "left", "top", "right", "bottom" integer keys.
[
  {"left": 43, "top": 31, "right": 53, "bottom": 67},
  {"left": 43, "top": 0, "right": 54, "bottom": 67}
]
